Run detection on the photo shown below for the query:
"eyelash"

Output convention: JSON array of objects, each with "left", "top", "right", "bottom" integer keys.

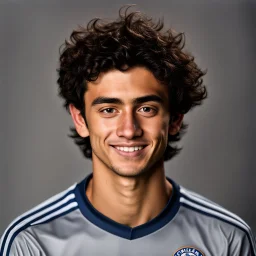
[
  {"left": 101, "top": 108, "right": 116, "bottom": 114},
  {"left": 138, "top": 106, "right": 155, "bottom": 113},
  {"left": 138, "top": 106, "right": 157, "bottom": 117},
  {"left": 99, "top": 106, "right": 157, "bottom": 117}
]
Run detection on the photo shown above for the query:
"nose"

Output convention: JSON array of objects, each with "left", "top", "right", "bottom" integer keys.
[{"left": 116, "top": 111, "right": 143, "bottom": 139}]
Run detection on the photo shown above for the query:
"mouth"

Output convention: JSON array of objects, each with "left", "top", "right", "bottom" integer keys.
[
  {"left": 114, "top": 146, "right": 144, "bottom": 152},
  {"left": 110, "top": 145, "right": 147, "bottom": 156}
]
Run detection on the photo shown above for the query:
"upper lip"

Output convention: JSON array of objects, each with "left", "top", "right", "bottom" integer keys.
[{"left": 110, "top": 144, "right": 147, "bottom": 147}]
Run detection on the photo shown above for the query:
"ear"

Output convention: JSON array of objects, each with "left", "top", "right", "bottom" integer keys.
[
  {"left": 168, "top": 114, "right": 184, "bottom": 136},
  {"left": 69, "top": 104, "right": 89, "bottom": 137}
]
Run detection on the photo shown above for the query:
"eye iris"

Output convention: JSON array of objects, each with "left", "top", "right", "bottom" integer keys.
[
  {"left": 143, "top": 107, "right": 150, "bottom": 112},
  {"left": 105, "top": 108, "right": 113, "bottom": 113}
]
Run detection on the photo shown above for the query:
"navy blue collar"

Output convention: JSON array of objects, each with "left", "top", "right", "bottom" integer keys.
[{"left": 75, "top": 173, "right": 181, "bottom": 240}]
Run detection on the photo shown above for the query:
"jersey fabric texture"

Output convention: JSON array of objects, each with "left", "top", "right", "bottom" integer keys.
[{"left": 1, "top": 173, "right": 255, "bottom": 256}]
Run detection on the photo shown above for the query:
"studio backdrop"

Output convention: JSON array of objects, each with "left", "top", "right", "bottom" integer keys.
[{"left": 0, "top": 0, "right": 255, "bottom": 236}]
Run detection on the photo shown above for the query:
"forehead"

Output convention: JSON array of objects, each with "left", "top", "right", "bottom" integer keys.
[{"left": 85, "top": 67, "right": 168, "bottom": 103}]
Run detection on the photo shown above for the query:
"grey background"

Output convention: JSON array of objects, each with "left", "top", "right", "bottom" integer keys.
[{"left": 0, "top": 0, "right": 255, "bottom": 236}]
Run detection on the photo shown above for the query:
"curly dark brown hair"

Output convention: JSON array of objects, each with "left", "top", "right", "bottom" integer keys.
[{"left": 57, "top": 6, "right": 207, "bottom": 161}]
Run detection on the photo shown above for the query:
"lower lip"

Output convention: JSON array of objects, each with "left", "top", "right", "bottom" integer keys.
[{"left": 111, "top": 146, "right": 147, "bottom": 157}]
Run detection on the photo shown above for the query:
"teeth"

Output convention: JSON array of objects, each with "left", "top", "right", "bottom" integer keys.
[{"left": 115, "top": 146, "right": 143, "bottom": 152}]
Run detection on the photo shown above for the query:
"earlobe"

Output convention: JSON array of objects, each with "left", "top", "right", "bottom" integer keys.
[
  {"left": 69, "top": 104, "right": 89, "bottom": 137},
  {"left": 168, "top": 114, "right": 184, "bottom": 136}
]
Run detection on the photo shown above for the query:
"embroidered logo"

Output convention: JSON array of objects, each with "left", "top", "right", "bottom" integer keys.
[{"left": 173, "top": 246, "right": 205, "bottom": 256}]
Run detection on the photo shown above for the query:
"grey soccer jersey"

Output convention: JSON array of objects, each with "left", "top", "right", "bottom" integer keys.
[{"left": 1, "top": 173, "right": 255, "bottom": 256}]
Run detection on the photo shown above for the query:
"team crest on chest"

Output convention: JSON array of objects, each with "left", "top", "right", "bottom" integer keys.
[{"left": 173, "top": 246, "right": 205, "bottom": 256}]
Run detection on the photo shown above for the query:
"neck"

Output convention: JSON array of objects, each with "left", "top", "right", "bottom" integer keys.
[{"left": 86, "top": 162, "right": 172, "bottom": 228}]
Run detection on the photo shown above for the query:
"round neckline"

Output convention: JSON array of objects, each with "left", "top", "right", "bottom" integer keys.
[{"left": 74, "top": 173, "right": 181, "bottom": 240}]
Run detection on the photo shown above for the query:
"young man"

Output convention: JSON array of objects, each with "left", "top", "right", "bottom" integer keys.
[{"left": 1, "top": 6, "right": 255, "bottom": 256}]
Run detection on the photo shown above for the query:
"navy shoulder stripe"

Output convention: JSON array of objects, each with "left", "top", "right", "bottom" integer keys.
[
  {"left": 180, "top": 187, "right": 256, "bottom": 255},
  {"left": 0, "top": 184, "right": 77, "bottom": 256}
]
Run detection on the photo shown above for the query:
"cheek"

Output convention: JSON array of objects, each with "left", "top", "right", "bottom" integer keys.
[
  {"left": 146, "top": 117, "right": 170, "bottom": 138},
  {"left": 88, "top": 116, "right": 114, "bottom": 142},
  {"left": 145, "top": 119, "right": 169, "bottom": 155}
]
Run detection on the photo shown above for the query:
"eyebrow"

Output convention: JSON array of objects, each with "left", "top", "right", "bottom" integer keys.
[
  {"left": 91, "top": 97, "right": 122, "bottom": 106},
  {"left": 132, "top": 95, "right": 164, "bottom": 105},
  {"left": 91, "top": 95, "right": 164, "bottom": 106}
]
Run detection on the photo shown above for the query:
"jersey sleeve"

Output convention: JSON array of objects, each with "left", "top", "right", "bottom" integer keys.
[
  {"left": 8, "top": 231, "right": 45, "bottom": 256},
  {"left": 228, "top": 229, "right": 256, "bottom": 256}
]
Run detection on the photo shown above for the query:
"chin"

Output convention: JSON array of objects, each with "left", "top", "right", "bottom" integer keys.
[{"left": 110, "top": 165, "right": 150, "bottom": 178}]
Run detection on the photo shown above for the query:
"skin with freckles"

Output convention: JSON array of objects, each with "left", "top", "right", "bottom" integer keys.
[{"left": 69, "top": 67, "right": 183, "bottom": 227}]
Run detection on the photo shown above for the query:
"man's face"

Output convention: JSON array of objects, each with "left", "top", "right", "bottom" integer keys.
[{"left": 83, "top": 67, "right": 172, "bottom": 177}]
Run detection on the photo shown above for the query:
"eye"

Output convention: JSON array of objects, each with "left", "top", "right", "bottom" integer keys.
[
  {"left": 138, "top": 106, "right": 157, "bottom": 116},
  {"left": 101, "top": 108, "right": 116, "bottom": 114},
  {"left": 99, "top": 107, "right": 118, "bottom": 117},
  {"left": 140, "top": 107, "right": 152, "bottom": 112}
]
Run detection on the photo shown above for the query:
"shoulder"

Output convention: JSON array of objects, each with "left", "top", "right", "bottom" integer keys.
[
  {"left": 0, "top": 183, "right": 78, "bottom": 256},
  {"left": 178, "top": 185, "right": 256, "bottom": 255},
  {"left": 6, "top": 231, "right": 43, "bottom": 256}
]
